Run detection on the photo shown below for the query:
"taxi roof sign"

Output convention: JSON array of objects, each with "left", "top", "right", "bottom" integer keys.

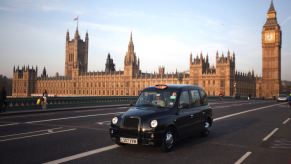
[{"left": 155, "top": 84, "right": 168, "bottom": 89}]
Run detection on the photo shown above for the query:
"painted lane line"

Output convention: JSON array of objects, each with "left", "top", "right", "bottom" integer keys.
[
  {"left": 43, "top": 144, "right": 119, "bottom": 164},
  {"left": 25, "top": 112, "right": 124, "bottom": 124},
  {"left": 214, "top": 103, "right": 284, "bottom": 121},
  {"left": 0, "top": 128, "right": 76, "bottom": 142},
  {"left": 0, "top": 123, "right": 20, "bottom": 127},
  {"left": 0, "top": 127, "right": 63, "bottom": 138},
  {"left": 97, "top": 121, "right": 111, "bottom": 126},
  {"left": 262, "top": 128, "right": 279, "bottom": 141},
  {"left": 74, "top": 107, "right": 128, "bottom": 113},
  {"left": 0, "top": 113, "right": 55, "bottom": 120},
  {"left": 234, "top": 151, "right": 252, "bottom": 164},
  {"left": 282, "top": 118, "right": 290, "bottom": 125},
  {"left": 215, "top": 105, "right": 231, "bottom": 109}
]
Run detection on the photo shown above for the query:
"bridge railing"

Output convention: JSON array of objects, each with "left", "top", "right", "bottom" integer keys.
[
  {"left": 3, "top": 95, "right": 254, "bottom": 111},
  {"left": 4, "top": 96, "right": 138, "bottom": 111}
]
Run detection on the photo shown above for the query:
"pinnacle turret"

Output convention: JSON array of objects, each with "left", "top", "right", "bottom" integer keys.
[
  {"left": 66, "top": 29, "right": 70, "bottom": 41},
  {"left": 268, "top": 0, "right": 276, "bottom": 13}
]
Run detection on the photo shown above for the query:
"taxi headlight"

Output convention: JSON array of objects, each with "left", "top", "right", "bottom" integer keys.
[
  {"left": 112, "top": 117, "right": 118, "bottom": 124},
  {"left": 150, "top": 120, "right": 158, "bottom": 128}
]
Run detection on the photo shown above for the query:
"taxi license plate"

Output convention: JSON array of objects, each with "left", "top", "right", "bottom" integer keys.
[{"left": 120, "top": 137, "right": 138, "bottom": 144}]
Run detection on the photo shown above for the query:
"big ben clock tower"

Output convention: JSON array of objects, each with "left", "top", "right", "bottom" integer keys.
[{"left": 262, "top": 1, "right": 282, "bottom": 98}]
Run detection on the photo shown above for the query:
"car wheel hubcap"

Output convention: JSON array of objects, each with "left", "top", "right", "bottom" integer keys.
[
  {"left": 205, "top": 121, "right": 210, "bottom": 129},
  {"left": 165, "top": 132, "right": 173, "bottom": 148}
]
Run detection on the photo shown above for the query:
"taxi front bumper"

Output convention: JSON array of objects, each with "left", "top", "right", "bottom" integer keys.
[{"left": 109, "top": 127, "right": 164, "bottom": 146}]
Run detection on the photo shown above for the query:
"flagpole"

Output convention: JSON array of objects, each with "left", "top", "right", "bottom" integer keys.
[
  {"left": 74, "top": 16, "right": 79, "bottom": 30},
  {"left": 77, "top": 17, "right": 78, "bottom": 30}
]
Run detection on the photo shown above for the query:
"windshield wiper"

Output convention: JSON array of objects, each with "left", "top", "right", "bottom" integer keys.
[
  {"left": 155, "top": 105, "right": 166, "bottom": 109},
  {"left": 136, "top": 104, "right": 155, "bottom": 107}
]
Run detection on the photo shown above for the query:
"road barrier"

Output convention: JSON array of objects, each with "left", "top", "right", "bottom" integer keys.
[
  {"left": 4, "top": 96, "right": 137, "bottom": 111},
  {"left": 3, "top": 95, "right": 252, "bottom": 112}
]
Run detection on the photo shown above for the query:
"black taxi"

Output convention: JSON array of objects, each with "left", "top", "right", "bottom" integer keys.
[{"left": 109, "top": 84, "right": 213, "bottom": 152}]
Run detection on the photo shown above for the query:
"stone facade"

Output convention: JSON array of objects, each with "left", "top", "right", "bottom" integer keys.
[
  {"left": 65, "top": 28, "right": 88, "bottom": 77},
  {"left": 257, "top": 1, "right": 282, "bottom": 98},
  {"left": 12, "top": 31, "right": 256, "bottom": 97}
]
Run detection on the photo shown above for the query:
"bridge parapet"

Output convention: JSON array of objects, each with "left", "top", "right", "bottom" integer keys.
[{"left": 5, "top": 96, "right": 138, "bottom": 111}]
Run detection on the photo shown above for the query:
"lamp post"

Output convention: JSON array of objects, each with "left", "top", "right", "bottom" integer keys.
[{"left": 234, "top": 81, "right": 237, "bottom": 99}]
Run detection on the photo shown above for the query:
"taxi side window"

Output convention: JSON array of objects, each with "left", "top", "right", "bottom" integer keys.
[
  {"left": 199, "top": 89, "right": 208, "bottom": 105},
  {"left": 179, "top": 91, "right": 190, "bottom": 109},
  {"left": 190, "top": 89, "right": 201, "bottom": 107}
]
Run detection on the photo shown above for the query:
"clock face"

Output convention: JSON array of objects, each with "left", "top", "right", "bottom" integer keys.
[{"left": 264, "top": 31, "right": 275, "bottom": 43}]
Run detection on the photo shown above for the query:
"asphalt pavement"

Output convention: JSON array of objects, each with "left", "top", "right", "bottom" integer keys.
[{"left": 0, "top": 100, "right": 290, "bottom": 164}]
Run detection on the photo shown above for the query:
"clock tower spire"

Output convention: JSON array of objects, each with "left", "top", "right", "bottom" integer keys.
[{"left": 261, "top": 1, "right": 282, "bottom": 98}]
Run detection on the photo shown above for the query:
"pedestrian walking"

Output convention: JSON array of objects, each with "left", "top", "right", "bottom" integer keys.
[
  {"left": 41, "top": 90, "right": 48, "bottom": 110},
  {"left": 219, "top": 93, "right": 223, "bottom": 101},
  {"left": 0, "top": 86, "right": 7, "bottom": 112}
]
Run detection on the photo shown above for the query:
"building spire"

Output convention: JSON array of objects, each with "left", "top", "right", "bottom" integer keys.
[
  {"left": 66, "top": 29, "right": 70, "bottom": 41},
  {"left": 268, "top": 0, "right": 276, "bottom": 13},
  {"left": 85, "top": 30, "right": 89, "bottom": 41},
  {"left": 130, "top": 31, "right": 133, "bottom": 43},
  {"left": 74, "top": 16, "right": 79, "bottom": 39}
]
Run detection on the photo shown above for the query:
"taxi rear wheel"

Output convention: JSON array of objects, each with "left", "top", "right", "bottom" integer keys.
[{"left": 160, "top": 128, "right": 175, "bottom": 152}]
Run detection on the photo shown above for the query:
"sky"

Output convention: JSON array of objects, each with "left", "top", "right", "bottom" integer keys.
[{"left": 0, "top": 0, "right": 290, "bottom": 80}]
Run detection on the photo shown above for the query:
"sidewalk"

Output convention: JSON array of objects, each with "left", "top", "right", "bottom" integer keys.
[{"left": 0, "top": 104, "right": 129, "bottom": 116}]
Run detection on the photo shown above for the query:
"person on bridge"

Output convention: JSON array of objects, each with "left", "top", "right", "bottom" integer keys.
[
  {"left": 41, "top": 90, "right": 48, "bottom": 110},
  {"left": 219, "top": 93, "right": 223, "bottom": 101}
]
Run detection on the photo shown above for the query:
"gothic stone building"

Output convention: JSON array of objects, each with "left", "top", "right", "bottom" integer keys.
[
  {"left": 13, "top": 2, "right": 283, "bottom": 98},
  {"left": 12, "top": 30, "right": 256, "bottom": 97}
]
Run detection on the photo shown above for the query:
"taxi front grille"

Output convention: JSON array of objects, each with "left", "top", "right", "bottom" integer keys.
[{"left": 123, "top": 117, "right": 139, "bottom": 130}]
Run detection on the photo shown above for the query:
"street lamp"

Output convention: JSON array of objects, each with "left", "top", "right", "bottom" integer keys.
[{"left": 234, "top": 81, "right": 237, "bottom": 98}]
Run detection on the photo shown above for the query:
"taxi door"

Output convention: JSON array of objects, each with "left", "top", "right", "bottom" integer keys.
[
  {"left": 175, "top": 90, "right": 194, "bottom": 137},
  {"left": 189, "top": 89, "right": 204, "bottom": 133}
]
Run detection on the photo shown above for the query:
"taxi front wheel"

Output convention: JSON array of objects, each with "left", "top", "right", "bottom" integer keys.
[
  {"left": 201, "top": 119, "right": 211, "bottom": 137},
  {"left": 160, "top": 128, "right": 175, "bottom": 152}
]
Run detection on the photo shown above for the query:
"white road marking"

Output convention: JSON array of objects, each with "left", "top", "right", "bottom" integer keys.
[
  {"left": 214, "top": 103, "right": 284, "bottom": 121},
  {"left": 0, "top": 113, "right": 55, "bottom": 119},
  {"left": 0, "top": 127, "right": 63, "bottom": 138},
  {"left": 97, "top": 121, "right": 111, "bottom": 126},
  {"left": 282, "top": 118, "right": 290, "bottom": 125},
  {"left": 234, "top": 151, "right": 252, "bottom": 164},
  {"left": 215, "top": 105, "right": 231, "bottom": 109},
  {"left": 74, "top": 107, "right": 128, "bottom": 113},
  {"left": 262, "top": 128, "right": 279, "bottom": 141},
  {"left": 0, "top": 128, "right": 76, "bottom": 142},
  {"left": 0, "top": 123, "right": 20, "bottom": 127},
  {"left": 43, "top": 144, "right": 119, "bottom": 164},
  {"left": 25, "top": 112, "right": 124, "bottom": 124}
]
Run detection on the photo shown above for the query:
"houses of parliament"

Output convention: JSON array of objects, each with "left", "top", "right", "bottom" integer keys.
[{"left": 12, "top": 2, "right": 281, "bottom": 99}]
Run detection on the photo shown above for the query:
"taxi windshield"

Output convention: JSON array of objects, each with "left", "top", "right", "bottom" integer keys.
[
  {"left": 279, "top": 94, "right": 287, "bottom": 97},
  {"left": 135, "top": 90, "right": 178, "bottom": 109}
]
